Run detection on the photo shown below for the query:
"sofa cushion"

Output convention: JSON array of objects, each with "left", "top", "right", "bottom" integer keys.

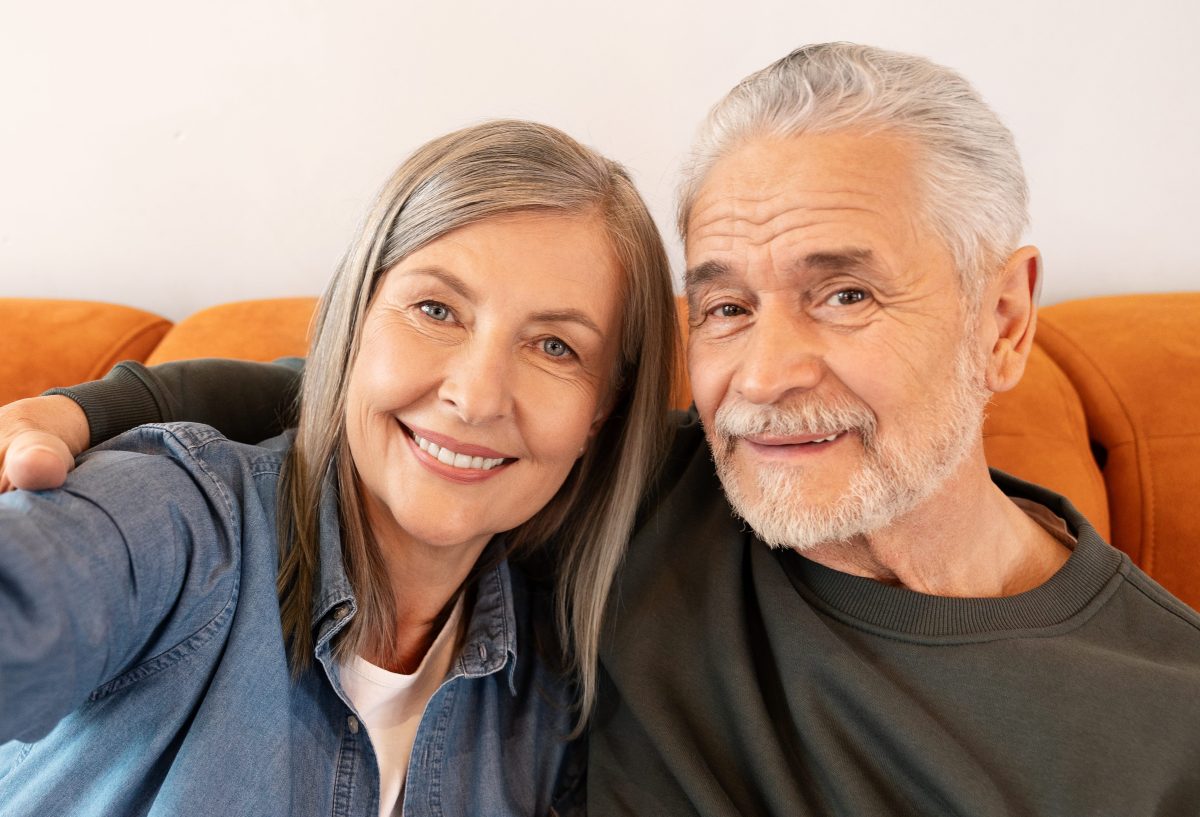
[
  {"left": 1037, "top": 293, "right": 1200, "bottom": 607},
  {"left": 2, "top": 298, "right": 171, "bottom": 404},
  {"left": 145, "top": 298, "right": 319, "bottom": 365},
  {"left": 983, "top": 343, "right": 1109, "bottom": 538}
]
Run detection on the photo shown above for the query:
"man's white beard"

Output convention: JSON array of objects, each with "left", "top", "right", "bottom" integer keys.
[{"left": 709, "top": 339, "right": 991, "bottom": 552}]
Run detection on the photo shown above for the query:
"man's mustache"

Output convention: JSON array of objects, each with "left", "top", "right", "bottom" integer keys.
[{"left": 712, "top": 394, "right": 879, "bottom": 450}]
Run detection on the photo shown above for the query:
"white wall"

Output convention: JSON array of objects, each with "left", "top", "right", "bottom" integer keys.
[{"left": 2, "top": 0, "right": 1198, "bottom": 320}]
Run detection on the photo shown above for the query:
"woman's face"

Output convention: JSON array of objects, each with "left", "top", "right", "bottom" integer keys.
[{"left": 345, "top": 211, "right": 625, "bottom": 560}]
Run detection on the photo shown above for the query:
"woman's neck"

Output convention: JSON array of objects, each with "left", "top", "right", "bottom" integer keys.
[{"left": 359, "top": 490, "right": 490, "bottom": 673}]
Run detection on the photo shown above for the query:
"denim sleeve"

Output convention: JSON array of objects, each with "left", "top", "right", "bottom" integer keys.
[
  {"left": 0, "top": 427, "right": 238, "bottom": 744},
  {"left": 47, "top": 357, "right": 305, "bottom": 447}
]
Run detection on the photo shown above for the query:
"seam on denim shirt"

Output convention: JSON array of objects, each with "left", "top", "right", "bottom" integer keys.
[
  {"left": 87, "top": 424, "right": 246, "bottom": 702},
  {"left": 87, "top": 587, "right": 239, "bottom": 701}
]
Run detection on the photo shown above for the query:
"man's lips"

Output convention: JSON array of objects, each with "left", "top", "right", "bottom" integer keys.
[
  {"left": 743, "top": 431, "right": 845, "bottom": 446},
  {"left": 739, "top": 430, "right": 849, "bottom": 458}
]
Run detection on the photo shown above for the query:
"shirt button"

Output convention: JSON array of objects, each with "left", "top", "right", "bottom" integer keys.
[
  {"left": 347, "top": 715, "right": 360, "bottom": 734},
  {"left": 333, "top": 604, "right": 349, "bottom": 621}
]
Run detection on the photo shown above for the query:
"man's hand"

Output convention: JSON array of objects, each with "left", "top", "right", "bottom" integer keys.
[{"left": 0, "top": 395, "right": 90, "bottom": 492}]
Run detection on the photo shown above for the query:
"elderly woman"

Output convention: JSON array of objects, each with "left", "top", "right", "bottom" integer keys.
[{"left": 0, "top": 120, "right": 677, "bottom": 816}]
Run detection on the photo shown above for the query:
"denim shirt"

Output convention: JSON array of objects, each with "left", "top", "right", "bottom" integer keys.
[{"left": 0, "top": 423, "right": 584, "bottom": 816}]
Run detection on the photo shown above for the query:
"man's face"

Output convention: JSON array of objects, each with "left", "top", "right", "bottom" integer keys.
[{"left": 684, "top": 130, "right": 991, "bottom": 550}]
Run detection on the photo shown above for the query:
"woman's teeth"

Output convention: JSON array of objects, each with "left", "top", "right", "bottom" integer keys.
[{"left": 412, "top": 432, "right": 506, "bottom": 471}]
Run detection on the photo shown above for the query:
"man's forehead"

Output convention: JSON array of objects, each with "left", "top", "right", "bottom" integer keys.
[{"left": 682, "top": 131, "right": 932, "bottom": 277}]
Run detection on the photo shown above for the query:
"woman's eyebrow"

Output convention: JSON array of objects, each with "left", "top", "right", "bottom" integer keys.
[
  {"left": 529, "top": 309, "right": 603, "bottom": 338},
  {"left": 400, "top": 268, "right": 603, "bottom": 337},
  {"left": 402, "top": 267, "right": 477, "bottom": 300}
]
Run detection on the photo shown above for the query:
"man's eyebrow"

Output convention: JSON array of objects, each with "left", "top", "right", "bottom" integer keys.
[
  {"left": 683, "top": 260, "right": 733, "bottom": 294},
  {"left": 791, "top": 248, "right": 877, "bottom": 274}
]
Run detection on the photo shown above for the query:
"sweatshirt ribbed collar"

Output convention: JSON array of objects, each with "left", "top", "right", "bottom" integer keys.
[{"left": 779, "top": 470, "right": 1128, "bottom": 642}]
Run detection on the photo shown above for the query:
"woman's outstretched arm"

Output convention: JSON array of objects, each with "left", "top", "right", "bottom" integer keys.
[{"left": 0, "top": 425, "right": 237, "bottom": 743}]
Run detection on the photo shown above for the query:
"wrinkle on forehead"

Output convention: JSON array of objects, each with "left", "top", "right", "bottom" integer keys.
[
  {"left": 689, "top": 185, "right": 886, "bottom": 225},
  {"left": 686, "top": 132, "right": 928, "bottom": 255}
]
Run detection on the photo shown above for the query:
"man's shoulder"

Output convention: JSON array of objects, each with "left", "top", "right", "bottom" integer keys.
[
  {"left": 991, "top": 467, "right": 1200, "bottom": 635},
  {"left": 1116, "top": 563, "right": 1200, "bottom": 637}
]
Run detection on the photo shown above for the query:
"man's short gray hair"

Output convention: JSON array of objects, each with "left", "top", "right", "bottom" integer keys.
[{"left": 678, "top": 43, "right": 1030, "bottom": 297}]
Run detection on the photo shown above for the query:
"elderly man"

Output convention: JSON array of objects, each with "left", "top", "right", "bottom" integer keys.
[
  {"left": 584, "top": 44, "right": 1200, "bottom": 815},
  {"left": 3, "top": 43, "right": 1199, "bottom": 817}
]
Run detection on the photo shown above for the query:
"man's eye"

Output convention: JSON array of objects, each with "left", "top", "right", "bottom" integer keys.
[
  {"left": 710, "top": 303, "right": 747, "bottom": 318},
  {"left": 541, "top": 337, "right": 574, "bottom": 358},
  {"left": 419, "top": 302, "right": 453, "bottom": 321},
  {"left": 826, "top": 289, "right": 868, "bottom": 307}
]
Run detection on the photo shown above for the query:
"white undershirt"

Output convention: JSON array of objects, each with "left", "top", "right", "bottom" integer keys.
[{"left": 339, "top": 597, "right": 464, "bottom": 817}]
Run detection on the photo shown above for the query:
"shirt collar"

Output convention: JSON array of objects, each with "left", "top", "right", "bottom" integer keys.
[
  {"left": 311, "top": 470, "right": 355, "bottom": 646},
  {"left": 455, "top": 556, "right": 520, "bottom": 692}
]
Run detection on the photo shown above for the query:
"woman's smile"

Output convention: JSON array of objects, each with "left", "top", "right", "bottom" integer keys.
[{"left": 400, "top": 420, "right": 516, "bottom": 483}]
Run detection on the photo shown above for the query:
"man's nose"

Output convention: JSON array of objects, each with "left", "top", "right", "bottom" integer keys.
[
  {"left": 438, "top": 335, "right": 514, "bottom": 425},
  {"left": 732, "top": 307, "right": 826, "bottom": 405}
]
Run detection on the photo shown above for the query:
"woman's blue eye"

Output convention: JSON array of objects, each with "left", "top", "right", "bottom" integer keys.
[
  {"left": 542, "top": 338, "right": 572, "bottom": 358},
  {"left": 420, "top": 302, "right": 452, "bottom": 321}
]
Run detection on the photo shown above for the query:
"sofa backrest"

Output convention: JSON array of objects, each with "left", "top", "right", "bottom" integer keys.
[
  {"left": 3, "top": 298, "right": 170, "bottom": 404},
  {"left": 145, "top": 297, "right": 318, "bottom": 365},
  {"left": 1036, "top": 294, "right": 1200, "bottom": 608}
]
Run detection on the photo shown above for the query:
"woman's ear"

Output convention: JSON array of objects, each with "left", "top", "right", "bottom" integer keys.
[
  {"left": 984, "top": 246, "right": 1042, "bottom": 394},
  {"left": 588, "top": 396, "right": 614, "bottom": 440}
]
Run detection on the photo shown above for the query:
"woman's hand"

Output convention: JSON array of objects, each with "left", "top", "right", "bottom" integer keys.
[{"left": 0, "top": 395, "right": 90, "bottom": 492}]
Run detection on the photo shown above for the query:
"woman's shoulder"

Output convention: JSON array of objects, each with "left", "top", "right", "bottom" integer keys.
[{"left": 65, "top": 422, "right": 295, "bottom": 521}]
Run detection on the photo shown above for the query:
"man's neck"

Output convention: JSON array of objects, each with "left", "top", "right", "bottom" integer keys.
[{"left": 799, "top": 450, "right": 1071, "bottom": 597}]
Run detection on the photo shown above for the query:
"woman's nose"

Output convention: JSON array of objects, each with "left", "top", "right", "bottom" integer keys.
[{"left": 437, "top": 335, "right": 514, "bottom": 425}]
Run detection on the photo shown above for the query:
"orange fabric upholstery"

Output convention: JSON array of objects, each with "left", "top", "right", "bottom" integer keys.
[
  {"left": 1035, "top": 294, "right": 1200, "bottom": 606},
  {"left": 145, "top": 298, "right": 319, "bottom": 364},
  {"left": 2, "top": 298, "right": 171, "bottom": 404},
  {"left": 670, "top": 296, "right": 694, "bottom": 411},
  {"left": 983, "top": 344, "right": 1109, "bottom": 538}
]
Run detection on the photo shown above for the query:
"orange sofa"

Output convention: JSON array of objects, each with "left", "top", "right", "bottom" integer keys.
[{"left": 6, "top": 293, "right": 1199, "bottom": 608}]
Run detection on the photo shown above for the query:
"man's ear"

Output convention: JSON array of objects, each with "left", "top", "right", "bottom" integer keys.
[{"left": 984, "top": 246, "right": 1041, "bottom": 394}]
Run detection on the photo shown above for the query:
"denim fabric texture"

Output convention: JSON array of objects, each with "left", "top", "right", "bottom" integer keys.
[{"left": 0, "top": 423, "right": 584, "bottom": 816}]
